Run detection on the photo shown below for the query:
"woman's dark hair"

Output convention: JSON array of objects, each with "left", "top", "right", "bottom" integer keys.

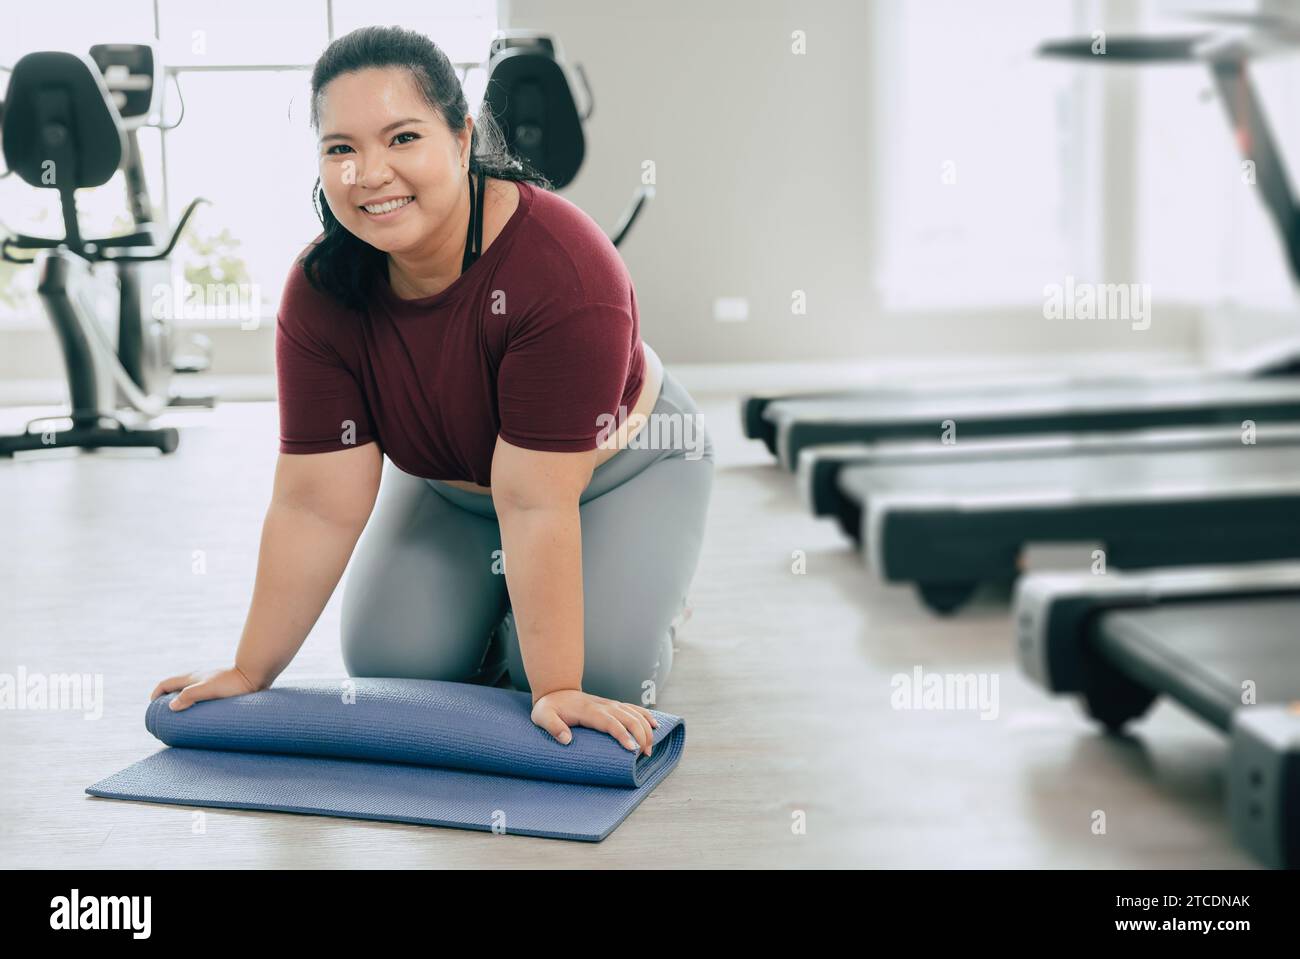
[{"left": 301, "top": 25, "right": 551, "bottom": 311}]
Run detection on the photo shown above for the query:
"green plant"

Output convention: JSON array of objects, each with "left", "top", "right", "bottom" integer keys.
[
  {"left": 0, "top": 206, "right": 52, "bottom": 313},
  {"left": 181, "top": 220, "right": 251, "bottom": 288}
]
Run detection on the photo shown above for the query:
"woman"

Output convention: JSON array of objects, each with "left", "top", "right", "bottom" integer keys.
[{"left": 149, "top": 26, "right": 714, "bottom": 757}]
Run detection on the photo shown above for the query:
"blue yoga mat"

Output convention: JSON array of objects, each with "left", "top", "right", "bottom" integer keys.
[{"left": 85, "top": 678, "right": 686, "bottom": 841}]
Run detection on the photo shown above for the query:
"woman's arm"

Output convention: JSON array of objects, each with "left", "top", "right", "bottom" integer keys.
[
  {"left": 152, "top": 443, "right": 382, "bottom": 709},
  {"left": 491, "top": 437, "right": 592, "bottom": 700},
  {"left": 491, "top": 437, "right": 657, "bottom": 754},
  {"left": 238, "top": 443, "right": 384, "bottom": 688}
]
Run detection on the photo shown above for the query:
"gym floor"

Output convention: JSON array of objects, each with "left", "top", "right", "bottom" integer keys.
[{"left": 0, "top": 390, "right": 1256, "bottom": 868}]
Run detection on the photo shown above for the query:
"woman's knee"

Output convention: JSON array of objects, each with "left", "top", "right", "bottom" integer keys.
[
  {"left": 565, "top": 456, "right": 710, "bottom": 704},
  {"left": 582, "top": 626, "right": 674, "bottom": 705},
  {"left": 494, "top": 445, "right": 710, "bottom": 705},
  {"left": 340, "top": 461, "right": 505, "bottom": 680},
  {"left": 341, "top": 549, "right": 502, "bottom": 679},
  {"left": 341, "top": 594, "right": 496, "bottom": 681},
  {"left": 498, "top": 612, "right": 672, "bottom": 705}
]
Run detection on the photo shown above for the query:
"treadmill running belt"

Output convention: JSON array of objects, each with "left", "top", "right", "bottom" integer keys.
[
  {"left": 1095, "top": 598, "right": 1300, "bottom": 730},
  {"left": 767, "top": 377, "right": 1300, "bottom": 427},
  {"left": 768, "top": 379, "right": 1300, "bottom": 469},
  {"left": 840, "top": 441, "right": 1300, "bottom": 507}
]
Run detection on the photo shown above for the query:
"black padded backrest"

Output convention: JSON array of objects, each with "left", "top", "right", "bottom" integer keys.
[
  {"left": 2, "top": 50, "right": 124, "bottom": 191},
  {"left": 485, "top": 33, "right": 584, "bottom": 188}
]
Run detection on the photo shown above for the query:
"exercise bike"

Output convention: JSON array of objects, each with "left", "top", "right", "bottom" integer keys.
[
  {"left": 0, "top": 42, "right": 216, "bottom": 458},
  {"left": 485, "top": 29, "right": 654, "bottom": 247}
]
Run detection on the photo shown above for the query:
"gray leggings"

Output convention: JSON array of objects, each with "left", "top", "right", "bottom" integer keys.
[{"left": 339, "top": 369, "right": 714, "bottom": 705}]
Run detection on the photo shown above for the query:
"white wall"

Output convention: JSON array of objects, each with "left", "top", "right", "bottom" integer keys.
[
  {"left": 505, "top": 0, "right": 1203, "bottom": 374},
  {"left": 4, "top": 0, "right": 1237, "bottom": 402}
]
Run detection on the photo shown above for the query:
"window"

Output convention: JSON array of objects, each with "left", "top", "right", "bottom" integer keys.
[
  {"left": 0, "top": 1, "right": 502, "bottom": 329},
  {"left": 1135, "top": 0, "right": 1300, "bottom": 310},
  {"left": 0, "top": 0, "right": 154, "bottom": 67},
  {"left": 0, "top": 0, "right": 157, "bottom": 327},
  {"left": 160, "top": 70, "right": 323, "bottom": 324},
  {"left": 871, "top": 0, "right": 1095, "bottom": 311},
  {"left": 156, "top": 0, "right": 330, "bottom": 67},
  {"left": 333, "top": 0, "right": 498, "bottom": 64}
]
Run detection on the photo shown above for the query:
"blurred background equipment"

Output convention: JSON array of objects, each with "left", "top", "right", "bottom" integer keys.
[
  {"left": 484, "top": 28, "right": 652, "bottom": 247},
  {"left": 736, "top": 4, "right": 1300, "bottom": 867},
  {"left": 0, "top": 42, "right": 214, "bottom": 457}
]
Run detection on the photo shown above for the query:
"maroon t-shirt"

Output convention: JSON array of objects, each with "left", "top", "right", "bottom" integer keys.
[{"left": 274, "top": 178, "right": 646, "bottom": 485}]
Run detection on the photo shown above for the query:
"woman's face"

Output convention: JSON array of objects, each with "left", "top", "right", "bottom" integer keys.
[{"left": 316, "top": 67, "right": 469, "bottom": 254}]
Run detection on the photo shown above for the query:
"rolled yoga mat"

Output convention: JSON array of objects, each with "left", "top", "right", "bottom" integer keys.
[{"left": 86, "top": 677, "right": 686, "bottom": 842}]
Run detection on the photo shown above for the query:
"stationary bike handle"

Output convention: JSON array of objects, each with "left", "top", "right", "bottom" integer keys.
[
  {"left": 0, "top": 197, "right": 210, "bottom": 264},
  {"left": 99, "top": 197, "right": 210, "bottom": 263}
]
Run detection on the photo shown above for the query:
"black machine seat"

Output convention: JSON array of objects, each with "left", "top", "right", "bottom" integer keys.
[
  {"left": 2, "top": 50, "right": 124, "bottom": 191},
  {"left": 485, "top": 31, "right": 585, "bottom": 188},
  {"left": 0, "top": 50, "right": 203, "bottom": 266},
  {"left": 483, "top": 29, "right": 650, "bottom": 247},
  {"left": 0, "top": 46, "right": 212, "bottom": 458}
]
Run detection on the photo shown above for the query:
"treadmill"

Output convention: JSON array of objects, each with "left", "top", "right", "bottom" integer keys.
[
  {"left": 1014, "top": 562, "right": 1300, "bottom": 869},
  {"left": 800, "top": 423, "right": 1300, "bottom": 543},
  {"left": 741, "top": 35, "right": 1300, "bottom": 466},
  {"left": 837, "top": 435, "right": 1300, "bottom": 614},
  {"left": 767, "top": 378, "right": 1300, "bottom": 472},
  {"left": 743, "top": 354, "right": 1300, "bottom": 461}
]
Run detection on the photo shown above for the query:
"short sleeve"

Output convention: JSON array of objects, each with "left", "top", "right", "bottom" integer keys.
[
  {"left": 274, "top": 264, "right": 377, "bottom": 454},
  {"left": 496, "top": 302, "right": 637, "bottom": 452}
]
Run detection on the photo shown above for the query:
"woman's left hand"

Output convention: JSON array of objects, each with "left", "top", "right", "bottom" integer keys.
[{"left": 531, "top": 688, "right": 659, "bottom": 756}]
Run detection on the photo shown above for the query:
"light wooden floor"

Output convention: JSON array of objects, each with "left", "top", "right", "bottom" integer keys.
[{"left": 0, "top": 392, "right": 1258, "bottom": 868}]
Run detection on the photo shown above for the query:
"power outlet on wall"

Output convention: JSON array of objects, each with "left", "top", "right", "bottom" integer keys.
[{"left": 713, "top": 297, "right": 749, "bottom": 322}]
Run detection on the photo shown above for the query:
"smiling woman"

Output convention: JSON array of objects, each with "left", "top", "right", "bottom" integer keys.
[
  {"left": 151, "top": 25, "right": 714, "bottom": 762},
  {"left": 304, "top": 32, "right": 550, "bottom": 312}
]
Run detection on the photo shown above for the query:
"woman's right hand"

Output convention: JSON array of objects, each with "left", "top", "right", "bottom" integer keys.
[
  {"left": 531, "top": 688, "right": 658, "bottom": 755},
  {"left": 149, "top": 667, "right": 261, "bottom": 712}
]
